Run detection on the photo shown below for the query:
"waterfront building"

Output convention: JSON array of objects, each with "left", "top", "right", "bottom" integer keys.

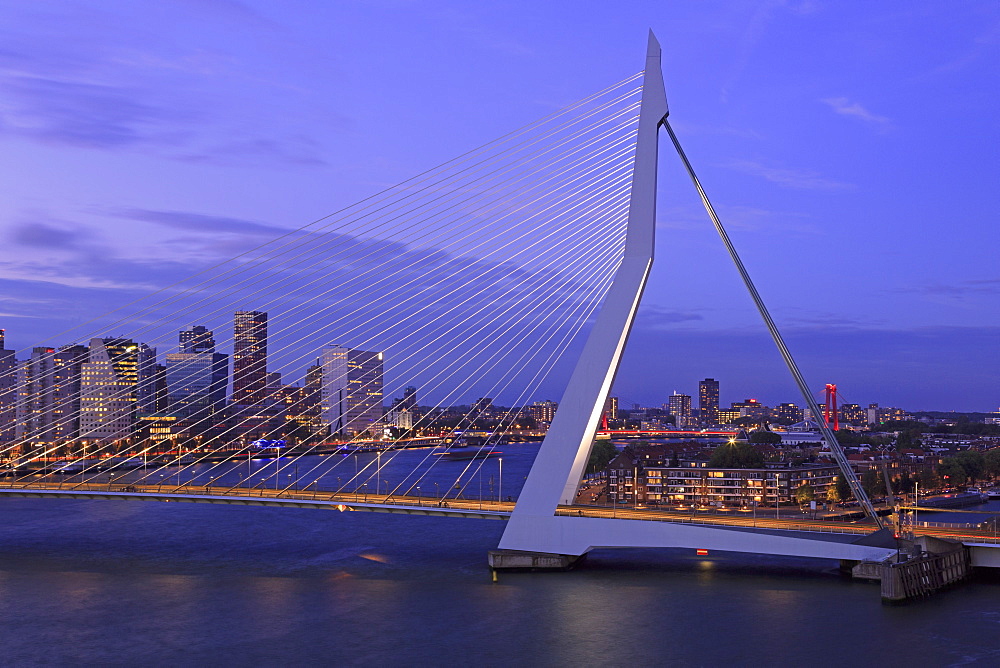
[
  {"left": 698, "top": 378, "right": 719, "bottom": 425},
  {"left": 320, "top": 345, "right": 384, "bottom": 437},
  {"left": 165, "top": 329, "right": 227, "bottom": 422},
  {"left": 14, "top": 344, "right": 88, "bottom": 445},
  {"left": 135, "top": 344, "right": 164, "bottom": 414},
  {"left": 606, "top": 446, "right": 838, "bottom": 506},
  {"left": 232, "top": 311, "right": 268, "bottom": 406},
  {"left": 527, "top": 399, "right": 558, "bottom": 424},
  {"left": 0, "top": 330, "right": 16, "bottom": 442},
  {"left": 79, "top": 338, "right": 143, "bottom": 443},
  {"left": 667, "top": 391, "right": 693, "bottom": 428}
]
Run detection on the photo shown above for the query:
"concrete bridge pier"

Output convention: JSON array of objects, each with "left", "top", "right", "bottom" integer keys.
[{"left": 488, "top": 549, "right": 587, "bottom": 574}]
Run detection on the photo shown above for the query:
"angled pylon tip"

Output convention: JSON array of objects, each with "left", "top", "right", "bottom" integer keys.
[{"left": 646, "top": 30, "right": 661, "bottom": 59}]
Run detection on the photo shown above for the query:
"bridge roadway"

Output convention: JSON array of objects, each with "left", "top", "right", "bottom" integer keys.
[{"left": 2, "top": 482, "right": 1000, "bottom": 549}]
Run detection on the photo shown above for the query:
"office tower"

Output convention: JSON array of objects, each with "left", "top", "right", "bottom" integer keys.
[
  {"left": 388, "top": 385, "right": 418, "bottom": 430},
  {"left": 698, "top": 378, "right": 720, "bottom": 426},
  {"left": 165, "top": 326, "right": 227, "bottom": 422},
  {"left": 79, "top": 338, "right": 142, "bottom": 442},
  {"left": 165, "top": 355, "right": 227, "bottom": 421},
  {"left": 400, "top": 386, "right": 417, "bottom": 411},
  {"left": 320, "top": 345, "right": 384, "bottom": 437},
  {"left": 605, "top": 396, "right": 619, "bottom": 418},
  {"left": 136, "top": 344, "right": 164, "bottom": 414},
  {"left": 179, "top": 325, "right": 215, "bottom": 354},
  {"left": 667, "top": 391, "right": 692, "bottom": 428},
  {"left": 233, "top": 311, "right": 267, "bottom": 406},
  {"left": 0, "top": 330, "right": 16, "bottom": 441},
  {"left": 14, "top": 344, "right": 88, "bottom": 444}
]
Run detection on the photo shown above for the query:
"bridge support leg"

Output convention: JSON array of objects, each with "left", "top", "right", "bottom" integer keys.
[
  {"left": 839, "top": 559, "right": 859, "bottom": 574},
  {"left": 488, "top": 549, "right": 587, "bottom": 573}
]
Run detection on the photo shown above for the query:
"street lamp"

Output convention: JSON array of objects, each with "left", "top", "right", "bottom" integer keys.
[{"left": 498, "top": 457, "right": 503, "bottom": 504}]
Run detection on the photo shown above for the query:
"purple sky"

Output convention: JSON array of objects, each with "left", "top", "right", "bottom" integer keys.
[{"left": 0, "top": 1, "right": 997, "bottom": 411}]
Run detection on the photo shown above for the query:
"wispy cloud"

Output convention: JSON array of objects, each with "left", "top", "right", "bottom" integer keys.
[
  {"left": 0, "top": 75, "right": 185, "bottom": 148},
  {"left": 112, "top": 208, "right": 293, "bottom": 237},
  {"left": 636, "top": 305, "right": 703, "bottom": 330},
  {"left": 821, "top": 97, "right": 891, "bottom": 127},
  {"left": 896, "top": 278, "right": 1000, "bottom": 298},
  {"left": 724, "top": 159, "right": 853, "bottom": 190}
]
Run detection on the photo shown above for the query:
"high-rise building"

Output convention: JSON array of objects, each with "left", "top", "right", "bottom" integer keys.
[
  {"left": 0, "top": 330, "right": 16, "bottom": 442},
  {"left": 388, "top": 385, "right": 418, "bottom": 430},
  {"left": 698, "top": 378, "right": 719, "bottom": 425},
  {"left": 667, "top": 391, "right": 692, "bottom": 428},
  {"left": 165, "top": 325, "right": 227, "bottom": 422},
  {"left": 604, "top": 395, "right": 619, "bottom": 419},
  {"left": 320, "top": 345, "right": 384, "bottom": 437},
  {"left": 233, "top": 311, "right": 267, "bottom": 406},
  {"left": 400, "top": 386, "right": 417, "bottom": 411},
  {"left": 179, "top": 325, "right": 216, "bottom": 354},
  {"left": 79, "top": 338, "right": 142, "bottom": 442},
  {"left": 136, "top": 344, "right": 164, "bottom": 414},
  {"left": 14, "top": 344, "right": 88, "bottom": 444}
]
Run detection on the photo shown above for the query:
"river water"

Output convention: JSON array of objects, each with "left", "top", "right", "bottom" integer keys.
[{"left": 2, "top": 444, "right": 1000, "bottom": 666}]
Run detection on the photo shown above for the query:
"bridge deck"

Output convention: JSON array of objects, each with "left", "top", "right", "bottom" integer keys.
[{"left": 3, "top": 482, "right": 999, "bottom": 549}]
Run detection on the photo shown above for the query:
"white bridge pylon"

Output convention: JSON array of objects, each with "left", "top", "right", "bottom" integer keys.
[{"left": 498, "top": 32, "right": 889, "bottom": 562}]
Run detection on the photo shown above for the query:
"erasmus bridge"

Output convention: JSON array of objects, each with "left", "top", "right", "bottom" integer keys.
[{"left": 2, "top": 34, "right": 999, "bottom": 579}]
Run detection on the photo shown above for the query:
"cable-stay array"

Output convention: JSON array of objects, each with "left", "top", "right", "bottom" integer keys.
[{"left": 0, "top": 73, "right": 644, "bottom": 505}]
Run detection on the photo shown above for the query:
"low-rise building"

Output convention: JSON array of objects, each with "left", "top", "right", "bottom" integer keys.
[{"left": 606, "top": 445, "right": 839, "bottom": 507}]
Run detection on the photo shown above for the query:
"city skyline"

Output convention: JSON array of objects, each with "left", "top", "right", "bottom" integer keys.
[{"left": 0, "top": 3, "right": 996, "bottom": 410}]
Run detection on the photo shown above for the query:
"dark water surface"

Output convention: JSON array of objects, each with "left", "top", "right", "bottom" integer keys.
[{"left": 2, "top": 448, "right": 1000, "bottom": 666}]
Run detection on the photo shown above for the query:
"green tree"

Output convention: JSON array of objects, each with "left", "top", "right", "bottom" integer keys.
[
  {"left": 896, "top": 471, "right": 913, "bottom": 494},
  {"left": 829, "top": 474, "right": 852, "bottom": 503},
  {"left": 895, "top": 430, "right": 923, "bottom": 450},
  {"left": 794, "top": 482, "right": 815, "bottom": 505},
  {"left": 588, "top": 440, "right": 619, "bottom": 473},
  {"left": 861, "top": 469, "right": 884, "bottom": 497},
  {"left": 917, "top": 466, "right": 941, "bottom": 491},
  {"left": 954, "top": 450, "right": 985, "bottom": 483},
  {"left": 937, "top": 459, "right": 968, "bottom": 487},
  {"left": 984, "top": 448, "right": 1000, "bottom": 479},
  {"left": 748, "top": 431, "right": 782, "bottom": 446},
  {"left": 708, "top": 442, "right": 764, "bottom": 469}
]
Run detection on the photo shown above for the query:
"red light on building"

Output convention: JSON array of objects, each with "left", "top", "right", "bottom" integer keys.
[{"left": 696, "top": 549, "right": 709, "bottom": 556}]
